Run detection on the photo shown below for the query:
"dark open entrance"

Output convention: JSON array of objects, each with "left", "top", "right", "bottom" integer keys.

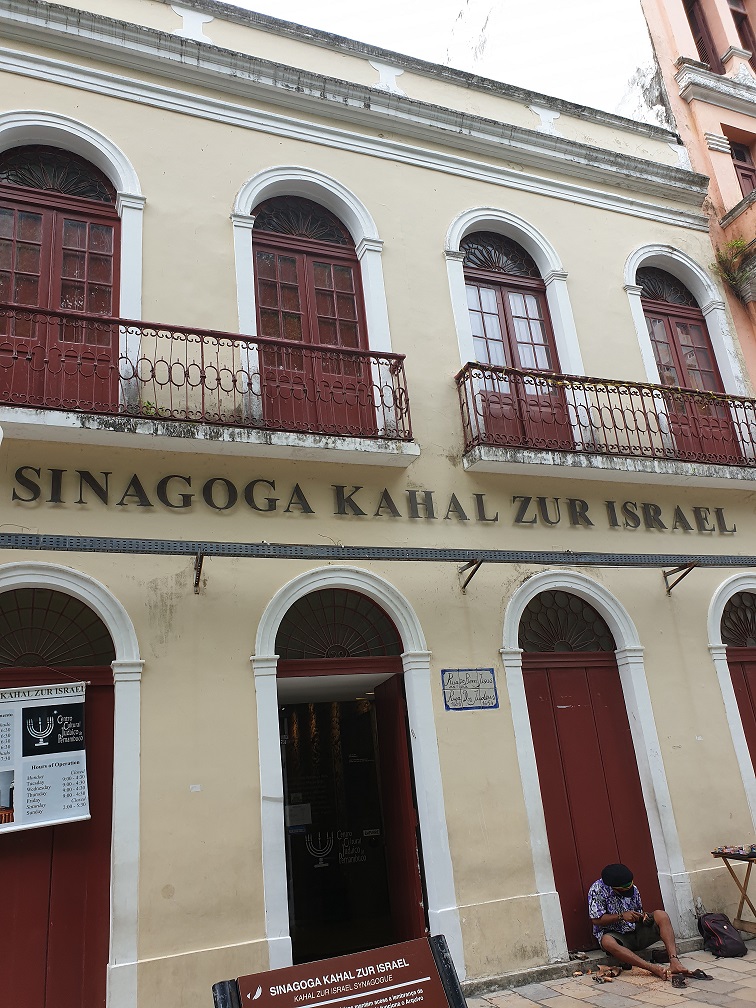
[{"left": 276, "top": 589, "right": 427, "bottom": 963}]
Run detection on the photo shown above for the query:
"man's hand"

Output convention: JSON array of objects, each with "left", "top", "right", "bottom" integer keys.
[{"left": 620, "top": 911, "right": 643, "bottom": 923}]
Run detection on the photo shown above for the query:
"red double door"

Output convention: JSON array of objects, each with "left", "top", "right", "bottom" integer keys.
[
  {"left": 523, "top": 652, "right": 662, "bottom": 951},
  {"left": 727, "top": 648, "right": 756, "bottom": 768},
  {"left": 0, "top": 191, "right": 120, "bottom": 411},
  {"left": 254, "top": 238, "right": 377, "bottom": 436},
  {"left": 0, "top": 668, "right": 114, "bottom": 1008}
]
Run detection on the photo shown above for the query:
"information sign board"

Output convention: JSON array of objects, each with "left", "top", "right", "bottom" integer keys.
[
  {"left": 0, "top": 682, "right": 89, "bottom": 832},
  {"left": 214, "top": 937, "right": 465, "bottom": 1008}
]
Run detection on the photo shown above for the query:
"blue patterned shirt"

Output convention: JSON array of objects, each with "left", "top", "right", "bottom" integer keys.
[{"left": 588, "top": 878, "right": 643, "bottom": 941}]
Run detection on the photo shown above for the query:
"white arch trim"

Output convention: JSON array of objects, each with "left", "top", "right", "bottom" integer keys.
[
  {"left": 0, "top": 111, "right": 144, "bottom": 319},
  {"left": 708, "top": 574, "right": 756, "bottom": 830},
  {"left": 444, "top": 206, "right": 584, "bottom": 375},
  {"left": 0, "top": 562, "right": 142, "bottom": 1008},
  {"left": 501, "top": 571, "right": 696, "bottom": 960},
  {"left": 252, "top": 566, "right": 464, "bottom": 976},
  {"left": 624, "top": 244, "right": 747, "bottom": 396},
  {"left": 232, "top": 167, "right": 392, "bottom": 351}
]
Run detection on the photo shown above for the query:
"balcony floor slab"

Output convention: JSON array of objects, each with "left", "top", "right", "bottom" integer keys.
[
  {"left": 463, "top": 444, "right": 756, "bottom": 487},
  {"left": 0, "top": 408, "right": 421, "bottom": 467}
]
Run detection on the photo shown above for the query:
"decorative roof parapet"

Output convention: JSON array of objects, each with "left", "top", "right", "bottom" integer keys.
[{"left": 0, "top": 0, "right": 710, "bottom": 208}]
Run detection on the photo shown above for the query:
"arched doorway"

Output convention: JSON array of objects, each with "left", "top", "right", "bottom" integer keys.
[
  {"left": 461, "top": 230, "right": 572, "bottom": 450},
  {"left": 721, "top": 591, "right": 756, "bottom": 768},
  {"left": 519, "top": 589, "right": 662, "bottom": 950},
  {"left": 0, "top": 586, "right": 115, "bottom": 1008},
  {"left": 251, "top": 195, "right": 374, "bottom": 436},
  {"left": 636, "top": 266, "right": 740, "bottom": 462},
  {"left": 275, "top": 588, "right": 427, "bottom": 963}
]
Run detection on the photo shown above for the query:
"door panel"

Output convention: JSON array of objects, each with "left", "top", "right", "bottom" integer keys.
[
  {"left": 0, "top": 672, "right": 113, "bottom": 1008},
  {"left": 524, "top": 652, "right": 662, "bottom": 950},
  {"left": 726, "top": 647, "right": 756, "bottom": 770},
  {"left": 374, "top": 674, "right": 426, "bottom": 941}
]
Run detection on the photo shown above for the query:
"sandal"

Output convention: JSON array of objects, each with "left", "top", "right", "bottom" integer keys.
[
  {"left": 688, "top": 969, "right": 713, "bottom": 980},
  {"left": 671, "top": 974, "right": 687, "bottom": 988}
]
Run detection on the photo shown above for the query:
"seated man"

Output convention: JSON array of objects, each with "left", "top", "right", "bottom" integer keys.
[{"left": 588, "top": 863, "right": 686, "bottom": 981}]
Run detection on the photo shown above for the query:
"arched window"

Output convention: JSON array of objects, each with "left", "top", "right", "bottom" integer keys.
[
  {"left": 721, "top": 591, "right": 756, "bottom": 772},
  {"left": 251, "top": 195, "right": 374, "bottom": 434},
  {"left": 0, "top": 145, "right": 120, "bottom": 410},
  {"left": 637, "top": 266, "right": 740, "bottom": 461},
  {"left": 462, "top": 231, "right": 572, "bottom": 449}
]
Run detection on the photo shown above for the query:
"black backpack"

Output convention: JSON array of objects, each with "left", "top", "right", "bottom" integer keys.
[{"left": 698, "top": 913, "right": 748, "bottom": 957}]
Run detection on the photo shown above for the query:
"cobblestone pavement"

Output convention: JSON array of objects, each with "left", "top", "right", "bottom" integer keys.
[{"left": 467, "top": 950, "right": 756, "bottom": 1007}]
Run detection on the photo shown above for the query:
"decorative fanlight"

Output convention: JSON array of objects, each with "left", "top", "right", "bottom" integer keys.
[
  {"left": 276, "top": 588, "right": 402, "bottom": 659},
  {"left": 519, "top": 590, "right": 616, "bottom": 652},
  {"left": 0, "top": 145, "right": 117, "bottom": 203},
  {"left": 253, "top": 196, "right": 352, "bottom": 246},
  {"left": 0, "top": 588, "right": 115, "bottom": 667},
  {"left": 461, "top": 231, "right": 540, "bottom": 277},
  {"left": 721, "top": 591, "right": 756, "bottom": 647},
  {"left": 637, "top": 267, "right": 697, "bottom": 307}
]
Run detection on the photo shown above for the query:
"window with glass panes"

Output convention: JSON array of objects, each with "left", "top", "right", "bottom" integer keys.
[
  {"left": 0, "top": 146, "right": 119, "bottom": 324},
  {"left": 252, "top": 196, "right": 367, "bottom": 351},
  {"left": 637, "top": 267, "right": 724, "bottom": 393},
  {"left": 462, "top": 231, "right": 560, "bottom": 373}
]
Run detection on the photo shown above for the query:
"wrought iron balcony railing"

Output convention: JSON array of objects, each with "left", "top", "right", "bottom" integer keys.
[
  {"left": 456, "top": 361, "right": 756, "bottom": 467},
  {"left": 0, "top": 303, "right": 412, "bottom": 441}
]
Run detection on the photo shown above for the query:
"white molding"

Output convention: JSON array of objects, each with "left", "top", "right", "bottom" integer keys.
[
  {"left": 0, "top": 562, "right": 141, "bottom": 1008},
  {"left": 0, "top": 48, "right": 709, "bottom": 231},
  {"left": 169, "top": 6, "right": 213, "bottom": 42},
  {"left": 676, "top": 59, "right": 756, "bottom": 117},
  {"left": 0, "top": 110, "right": 144, "bottom": 319},
  {"left": 708, "top": 575, "right": 756, "bottom": 830},
  {"left": 624, "top": 244, "right": 747, "bottom": 396},
  {"left": 500, "top": 647, "right": 568, "bottom": 962},
  {"left": 704, "top": 132, "right": 732, "bottom": 154},
  {"left": 445, "top": 207, "right": 584, "bottom": 375},
  {"left": 368, "top": 61, "right": 405, "bottom": 96},
  {"left": 232, "top": 167, "right": 392, "bottom": 352},
  {"left": 252, "top": 567, "right": 464, "bottom": 977},
  {"left": 501, "top": 571, "right": 696, "bottom": 946}
]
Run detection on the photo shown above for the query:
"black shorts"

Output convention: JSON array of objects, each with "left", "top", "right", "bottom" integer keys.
[{"left": 603, "top": 920, "right": 661, "bottom": 952}]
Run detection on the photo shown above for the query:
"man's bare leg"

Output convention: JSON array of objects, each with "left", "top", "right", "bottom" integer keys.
[
  {"left": 600, "top": 934, "right": 669, "bottom": 980},
  {"left": 651, "top": 910, "right": 687, "bottom": 975}
]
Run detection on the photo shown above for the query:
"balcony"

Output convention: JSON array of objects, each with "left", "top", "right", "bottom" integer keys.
[
  {"left": 0, "top": 304, "right": 418, "bottom": 465},
  {"left": 456, "top": 362, "right": 756, "bottom": 487}
]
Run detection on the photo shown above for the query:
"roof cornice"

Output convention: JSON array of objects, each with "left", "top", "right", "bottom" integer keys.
[
  {"left": 675, "top": 57, "right": 756, "bottom": 116},
  {"left": 0, "top": 0, "right": 708, "bottom": 207}
]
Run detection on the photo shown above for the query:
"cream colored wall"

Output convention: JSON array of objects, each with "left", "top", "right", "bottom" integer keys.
[{"left": 3, "top": 440, "right": 756, "bottom": 983}]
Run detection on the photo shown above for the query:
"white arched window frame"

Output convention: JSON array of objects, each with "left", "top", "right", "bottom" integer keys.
[
  {"left": 232, "top": 166, "right": 391, "bottom": 350},
  {"left": 708, "top": 574, "right": 756, "bottom": 831},
  {"left": 445, "top": 207, "right": 584, "bottom": 375},
  {"left": 500, "top": 571, "right": 696, "bottom": 961},
  {"left": 251, "top": 565, "right": 464, "bottom": 977},
  {"left": 624, "top": 244, "right": 747, "bottom": 396},
  {"left": 0, "top": 562, "right": 142, "bottom": 1008},
  {"left": 0, "top": 111, "right": 145, "bottom": 376}
]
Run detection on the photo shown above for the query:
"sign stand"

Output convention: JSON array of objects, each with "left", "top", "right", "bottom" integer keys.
[{"left": 212, "top": 936, "right": 466, "bottom": 1008}]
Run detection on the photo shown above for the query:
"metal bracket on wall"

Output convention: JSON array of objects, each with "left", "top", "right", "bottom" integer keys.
[
  {"left": 194, "top": 552, "right": 204, "bottom": 594},
  {"left": 458, "top": 560, "right": 483, "bottom": 593},
  {"left": 663, "top": 563, "right": 697, "bottom": 595}
]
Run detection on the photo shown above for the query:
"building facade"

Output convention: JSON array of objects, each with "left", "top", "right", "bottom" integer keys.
[
  {"left": 641, "top": 0, "right": 756, "bottom": 369},
  {"left": 2, "top": 2, "right": 756, "bottom": 1008}
]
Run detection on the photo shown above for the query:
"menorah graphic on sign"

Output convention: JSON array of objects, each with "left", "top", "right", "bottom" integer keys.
[
  {"left": 26, "top": 715, "right": 55, "bottom": 747},
  {"left": 305, "top": 831, "right": 333, "bottom": 868}
]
